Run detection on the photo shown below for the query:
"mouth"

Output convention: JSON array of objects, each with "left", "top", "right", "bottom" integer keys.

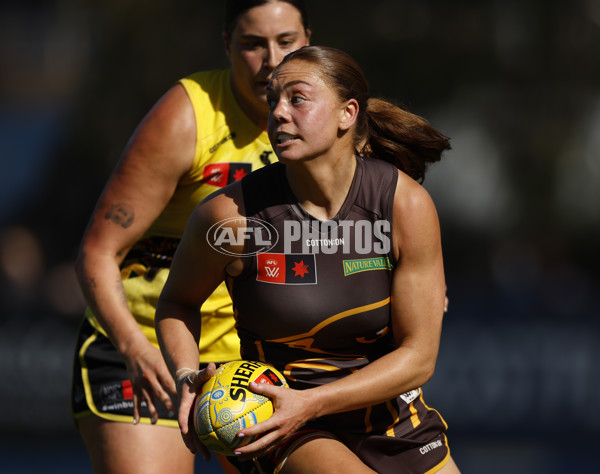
[
  {"left": 275, "top": 133, "right": 298, "bottom": 145},
  {"left": 256, "top": 79, "right": 270, "bottom": 89}
]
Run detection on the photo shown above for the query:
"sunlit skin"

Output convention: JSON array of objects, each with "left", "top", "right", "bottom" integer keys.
[
  {"left": 155, "top": 43, "right": 459, "bottom": 472},
  {"left": 156, "top": 57, "right": 452, "bottom": 471},
  {"left": 74, "top": 3, "right": 310, "bottom": 474},
  {"left": 266, "top": 60, "right": 359, "bottom": 220},
  {"left": 225, "top": 2, "right": 311, "bottom": 130},
  {"left": 267, "top": 62, "right": 352, "bottom": 163}
]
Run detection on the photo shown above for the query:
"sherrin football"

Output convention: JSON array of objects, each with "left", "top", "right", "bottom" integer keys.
[{"left": 193, "top": 360, "right": 287, "bottom": 456}]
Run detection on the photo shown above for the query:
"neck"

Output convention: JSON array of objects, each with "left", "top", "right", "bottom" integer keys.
[{"left": 285, "top": 151, "right": 357, "bottom": 221}]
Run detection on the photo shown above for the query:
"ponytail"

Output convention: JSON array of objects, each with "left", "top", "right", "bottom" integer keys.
[
  {"left": 358, "top": 98, "right": 451, "bottom": 183},
  {"left": 274, "top": 46, "right": 451, "bottom": 182}
]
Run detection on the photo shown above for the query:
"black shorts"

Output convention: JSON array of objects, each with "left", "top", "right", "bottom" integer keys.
[
  {"left": 71, "top": 318, "right": 217, "bottom": 427},
  {"left": 229, "top": 428, "right": 451, "bottom": 473}
]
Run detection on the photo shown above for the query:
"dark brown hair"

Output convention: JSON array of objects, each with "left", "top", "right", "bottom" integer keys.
[
  {"left": 224, "top": 0, "right": 310, "bottom": 36},
  {"left": 275, "top": 46, "right": 450, "bottom": 182}
]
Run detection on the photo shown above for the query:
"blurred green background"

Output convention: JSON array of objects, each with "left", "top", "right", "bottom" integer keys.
[{"left": 1, "top": 1, "right": 598, "bottom": 472}]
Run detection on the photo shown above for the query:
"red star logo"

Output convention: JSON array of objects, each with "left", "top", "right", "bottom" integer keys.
[
  {"left": 292, "top": 260, "right": 309, "bottom": 278},
  {"left": 233, "top": 167, "right": 248, "bottom": 181}
]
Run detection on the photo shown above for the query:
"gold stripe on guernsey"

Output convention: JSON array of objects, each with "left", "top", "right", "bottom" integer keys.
[
  {"left": 364, "top": 405, "right": 373, "bottom": 434},
  {"left": 282, "top": 358, "right": 360, "bottom": 383},
  {"left": 419, "top": 391, "right": 449, "bottom": 430},
  {"left": 385, "top": 400, "right": 401, "bottom": 437},
  {"left": 266, "top": 297, "right": 391, "bottom": 354},
  {"left": 255, "top": 340, "right": 266, "bottom": 362},
  {"left": 252, "top": 459, "right": 268, "bottom": 474},
  {"left": 408, "top": 399, "right": 421, "bottom": 429}
]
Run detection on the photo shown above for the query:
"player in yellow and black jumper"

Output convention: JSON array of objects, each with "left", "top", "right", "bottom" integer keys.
[
  {"left": 156, "top": 46, "right": 461, "bottom": 473},
  {"left": 70, "top": 1, "right": 310, "bottom": 473}
]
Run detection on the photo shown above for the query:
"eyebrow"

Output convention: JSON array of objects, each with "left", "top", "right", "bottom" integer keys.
[
  {"left": 267, "top": 79, "right": 312, "bottom": 94},
  {"left": 282, "top": 79, "right": 311, "bottom": 89},
  {"left": 239, "top": 31, "right": 300, "bottom": 41}
]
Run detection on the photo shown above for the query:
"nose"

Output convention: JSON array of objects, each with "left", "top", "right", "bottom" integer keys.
[
  {"left": 264, "top": 42, "right": 282, "bottom": 70},
  {"left": 270, "top": 98, "right": 289, "bottom": 123}
]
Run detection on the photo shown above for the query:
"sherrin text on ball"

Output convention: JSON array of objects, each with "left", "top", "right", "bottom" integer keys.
[{"left": 193, "top": 360, "right": 287, "bottom": 456}]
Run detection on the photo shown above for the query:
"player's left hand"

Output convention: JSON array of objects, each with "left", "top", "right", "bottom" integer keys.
[{"left": 234, "top": 381, "right": 316, "bottom": 459}]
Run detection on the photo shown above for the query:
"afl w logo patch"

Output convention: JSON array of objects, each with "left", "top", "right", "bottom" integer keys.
[
  {"left": 257, "top": 253, "right": 317, "bottom": 285},
  {"left": 203, "top": 162, "right": 252, "bottom": 188}
]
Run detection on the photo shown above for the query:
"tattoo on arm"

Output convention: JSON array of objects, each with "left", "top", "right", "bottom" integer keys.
[{"left": 105, "top": 203, "right": 135, "bottom": 228}]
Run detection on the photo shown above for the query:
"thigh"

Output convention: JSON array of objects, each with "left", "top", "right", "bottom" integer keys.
[
  {"left": 435, "top": 455, "right": 460, "bottom": 474},
  {"left": 77, "top": 415, "right": 194, "bottom": 474},
  {"left": 281, "top": 435, "right": 376, "bottom": 474}
]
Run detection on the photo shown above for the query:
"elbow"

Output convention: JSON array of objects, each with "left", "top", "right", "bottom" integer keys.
[
  {"left": 74, "top": 241, "right": 102, "bottom": 287},
  {"left": 411, "top": 355, "right": 437, "bottom": 388},
  {"left": 421, "top": 362, "right": 436, "bottom": 386},
  {"left": 74, "top": 248, "right": 87, "bottom": 284}
]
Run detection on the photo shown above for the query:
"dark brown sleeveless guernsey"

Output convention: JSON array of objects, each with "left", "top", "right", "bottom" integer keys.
[{"left": 230, "top": 156, "right": 448, "bottom": 445}]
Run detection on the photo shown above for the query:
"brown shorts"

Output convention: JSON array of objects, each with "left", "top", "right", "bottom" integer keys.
[{"left": 228, "top": 428, "right": 451, "bottom": 473}]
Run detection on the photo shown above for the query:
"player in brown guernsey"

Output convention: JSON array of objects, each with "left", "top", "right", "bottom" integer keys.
[{"left": 156, "top": 46, "right": 460, "bottom": 473}]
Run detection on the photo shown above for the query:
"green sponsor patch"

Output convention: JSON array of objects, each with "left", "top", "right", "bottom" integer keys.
[{"left": 343, "top": 257, "right": 392, "bottom": 276}]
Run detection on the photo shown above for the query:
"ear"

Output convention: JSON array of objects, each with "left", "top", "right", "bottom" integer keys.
[
  {"left": 304, "top": 28, "right": 312, "bottom": 46},
  {"left": 223, "top": 32, "right": 231, "bottom": 58},
  {"left": 339, "top": 98, "right": 359, "bottom": 131}
]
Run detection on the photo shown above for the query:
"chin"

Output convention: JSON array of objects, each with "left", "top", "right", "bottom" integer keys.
[
  {"left": 253, "top": 87, "right": 268, "bottom": 101},
  {"left": 274, "top": 152, "right": 307, "bottom": 165}
]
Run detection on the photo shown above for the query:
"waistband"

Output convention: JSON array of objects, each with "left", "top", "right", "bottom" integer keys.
[{"left": 120, "top": 236, "right": 180, "bottom": 281}]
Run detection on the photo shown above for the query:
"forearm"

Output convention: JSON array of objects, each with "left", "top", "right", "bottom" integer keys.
[
  {"left": 308, "top": 344, "right": 436, "bottom": 419},
  {"left": 155, "top": 298, "right": 203, "bottom": 379},
  {"left": 75, "top": 250, "right": 147, "bottom": 355}
]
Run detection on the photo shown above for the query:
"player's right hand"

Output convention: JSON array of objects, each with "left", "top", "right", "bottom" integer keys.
[
  {"left": 121, "top": 336, "right": 177, "bottom": 425},
  {"left": 176, "top": 363, "right": 216, "bottom": 458}
]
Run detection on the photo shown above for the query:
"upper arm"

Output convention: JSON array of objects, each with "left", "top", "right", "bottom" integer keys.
[
  {"left": 390, "top": 172, "right": 446, "bottom": 359},
  {"left": 79, "top": 84, "right": 196, "bottom": 261},
  {"left": 159, "top": 184, "right": 245, "bottom": 309}
]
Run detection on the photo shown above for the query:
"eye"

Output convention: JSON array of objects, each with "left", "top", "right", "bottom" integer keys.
[
  {"left": 240, "top": 38, "right": 264, "bottom": 50},
  {"left": 279, "top": 36, "right": 297, "bottom": 48},
  {"left": 266, "top": 95, "right": 278, "bottom": 111},
  {"left": 291, "top": 96, "right": 306, "bottom": 105}
]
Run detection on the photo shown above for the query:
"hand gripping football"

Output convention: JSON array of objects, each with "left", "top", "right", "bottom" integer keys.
[{"left": 193, "top": 360, "right": 287, "bottom": 455}]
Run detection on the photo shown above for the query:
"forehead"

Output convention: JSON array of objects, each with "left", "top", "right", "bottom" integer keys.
[
  {"left": 233, "top": 2, "right": 304, "bottom": 37},
  {"left": 271, "top": 60, "right": 327, "bottom": 89}
]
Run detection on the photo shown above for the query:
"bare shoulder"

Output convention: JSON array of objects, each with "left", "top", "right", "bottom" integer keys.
[
  {"left": 392, "top": 170, "right": 441, "bottom": 256},
  {"left": 124, "top": 83, "right": 196, "bottom": 174},
  {"left": 140, "top": 83, "right": 195, "bottom": 137},
  {"left": 186, "top": 181, "right": 247, "bottom": 249},
  {"left": 393, "top": 171, "right": 439, "bottom": 218},
  {"left": 194, "top": 180, "right": 246, "bottom": 225},
  {"left": 181, "top": 181, "right": 248, "bottom": 275}
]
